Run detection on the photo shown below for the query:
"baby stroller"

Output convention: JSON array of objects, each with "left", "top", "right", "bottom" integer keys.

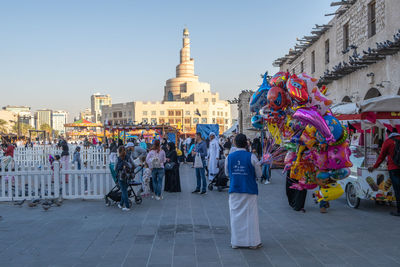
[
  {"left": 208, "top": 159, "right": 229, "bottom": 192},
  {"left": 105, "top": 163, "right": 143, "bottom": 207}
]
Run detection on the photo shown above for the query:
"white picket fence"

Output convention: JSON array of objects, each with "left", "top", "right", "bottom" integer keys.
[
  {"left": 13, "top": 146, "right": 109, "bottom": 167},
  {"left": 0, "top": 161, "right": 115, "bottom": 201}
]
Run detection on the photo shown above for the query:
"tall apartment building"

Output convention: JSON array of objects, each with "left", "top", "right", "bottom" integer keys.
[
  {"left": 35, "top": 109, "right": 52, "bottom": 129},
  {"left": 91, "top": 93, "right": 111, "bottom": 123},
  {"left": 52, "top": 110, "right": 68, "bottom": 134}
]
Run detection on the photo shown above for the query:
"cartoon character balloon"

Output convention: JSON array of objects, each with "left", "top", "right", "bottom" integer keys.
[
  {"left": 270, "top": 72, "right": 289, "bottom": 88},
  {"left": 287, "top": 74, "right": 309, "bottom": 105},
  {"left": 267, "top": 86, "right": 289, "bottom": 111},
  {"left": 327, "top": 142, "right": 353, "bottom": 169}
]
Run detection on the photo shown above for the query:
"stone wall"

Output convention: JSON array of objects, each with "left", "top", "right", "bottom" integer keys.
[
  {"left": 278, "top": 0, "right": 400, "bottom": 103},
  {"left": 237, "top": 91, "right": 257, "bottom": 139}
]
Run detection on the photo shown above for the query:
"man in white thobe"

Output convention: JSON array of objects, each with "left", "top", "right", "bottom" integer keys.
[
  {"left": 207, "top": 132, "right": 220, "bottom": 181},
  {"left": 225, "top": 133, "right": 262, "bottom": 249}
]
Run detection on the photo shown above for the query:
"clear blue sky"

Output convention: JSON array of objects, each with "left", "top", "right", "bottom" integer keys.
[{"left": 0, "top": 0, "right": 336, "bottom": 120}]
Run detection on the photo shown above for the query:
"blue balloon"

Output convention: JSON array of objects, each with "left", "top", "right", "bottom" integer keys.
[
  {"left": 316, "top": 115, "right": 343, "bottom": 143},
  {"left": 251, "top": 115, "right": 264, "bottom": 129},
  {"left": 250, "top": 72, "right": 271, "bottom": 113}
]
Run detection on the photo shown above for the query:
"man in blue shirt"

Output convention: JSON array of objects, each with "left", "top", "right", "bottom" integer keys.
[
  {"left": 225, "top": 133, "right": 262, "bottom": 249},
  {"left": 192, "top": 132, "right": 208, "bottom": 194}
]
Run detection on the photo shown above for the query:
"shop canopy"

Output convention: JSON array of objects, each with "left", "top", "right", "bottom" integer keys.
[
  {"left": 64, "top": 119, "right": 102, "bottom": 128},
  {"left": 332, "top": 95, "right": 400, "bottom": 130}
]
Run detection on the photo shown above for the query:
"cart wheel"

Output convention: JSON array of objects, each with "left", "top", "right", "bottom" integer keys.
[
  {"left": 208, "top": 184, "right": 213, "bottom": 191},
  {"left": 105, "top": 196, "right": 111, "bottom": 207},
  {"left": 135, "top": 196, "right": 142, "bottom": 204},
  {"left": 346, "top": 183, "right": 360, "bottom": 209}
]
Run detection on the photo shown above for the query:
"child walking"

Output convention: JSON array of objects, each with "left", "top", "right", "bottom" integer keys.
[{"left": 141, "top": 163, "right": 152, "bottom": 197}]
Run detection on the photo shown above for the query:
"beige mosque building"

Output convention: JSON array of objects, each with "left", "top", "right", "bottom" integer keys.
[{"left": 102, "top": 28, "right": 232, "bottom": 133}]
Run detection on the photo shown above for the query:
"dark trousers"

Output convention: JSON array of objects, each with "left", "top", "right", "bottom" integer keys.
[
  {"left": 285, "top": 172, "right": 307, "bottom": 211},
  {"left": 389, "top": 169, "right": 400, "bottom": 212}
]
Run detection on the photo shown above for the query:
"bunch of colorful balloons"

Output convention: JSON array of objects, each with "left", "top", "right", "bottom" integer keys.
[{"left": 249, "top": 71, "right": 352, "bottom": 203}]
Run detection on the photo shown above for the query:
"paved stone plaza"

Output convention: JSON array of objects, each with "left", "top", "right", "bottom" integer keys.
[{"left": 1, "top": 164, "right": 400, "bottom": 267}]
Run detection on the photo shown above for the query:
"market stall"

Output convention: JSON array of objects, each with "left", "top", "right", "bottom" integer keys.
[
  {"left": 64, "top": 119, "right": 103, "bottom": 141},
  {"left": 333, "top": 95, "right": 400, "bottom": 208}
]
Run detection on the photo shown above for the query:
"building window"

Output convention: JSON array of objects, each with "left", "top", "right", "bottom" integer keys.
[
  {"left": 201, "top": 118, "right": 207, "bottom": 123},
  {"left": 204, "top": 98, "right": 208, "bottom": 102},
  {"left": 343, "top": 23, "right": 349, "bottom": 50},
  {"left": 159, "top": 118, "right": 165, "bottom": 124},
  {"left": 212, "top": 98, "right": 216, "bottom": 102},
  {"left": 113, "top": 112, "right": 117, "bottom": 118},
  {"left": 128, "top": 111, "right": 132, "bottom": 116},
  {"left": 325, "top": 39, "right": 330, "bottom": 64},
  {"left": 212, "top": 111, "right": 215, "bottom": 115},
  {"left": 185, "top": 111, "right": 190, "bottom": 115},
  {"left": 225, "top": 112, "right": 227, "bottom": 117},
  {"left": 368, "top": 1, "right": 376, "bottom": 38},
  {"left": 300, "top": 61, "right": 304, "bottom": 73},
  {"left": 143, "top": 111, "right": 147, "bottom": 116},
  {"left": 168, "top": 110, "right": 174, "bottom": 116},
  {"left": 168, "top": 91, "right": 173, "bottom": 101},
  {"left": 123, "top": 112, "right": 126, "bottom": 117},
  {"left": 193, "top": 118, "right": 199, "bottom": 124},
  {"left": 168, "top": 118, "right": 174, "bottom": 124},
  {"left": 119, "top": 111, "right": 122, "bottom": 118},
  {"left": 151, "top": 118, "right": 157, "bottom": 124},
  {"left": 151, "top": 111, "right": 156, "bottom": 116},
  {"left": 175, "top": 110, "right": 182, "bottom": 116},
  {"left": 160, "top": 111, "right": 164, "bottom": 116},
  {"left": 225, "top": 119, "right": 228, "bottom": 124},
  {"left": 185, "top": 118, "right": 190, "bottom": 124},
  {"left": 143, "top": 118, "right": 148, "bottom": 123},
  {"left": 202, "top": 110, "right": 207, "bottom": 116},
  {"left": 212, "top": 118, "right": 216, "bottom": 123},
  {"left": 311, "top": 51, "right": 315, "bottom": 73},
  {"left": 175, "top": 118, "right": 181, "bottom": 124}
]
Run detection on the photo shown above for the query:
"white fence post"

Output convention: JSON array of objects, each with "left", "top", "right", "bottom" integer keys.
[{"left": 54, "top": 161, "right": 60, "bottom": 199}]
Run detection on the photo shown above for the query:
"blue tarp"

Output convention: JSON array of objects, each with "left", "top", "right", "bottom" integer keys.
[{"left": 196, "top": 124, "right": 219, "bottom": 140}]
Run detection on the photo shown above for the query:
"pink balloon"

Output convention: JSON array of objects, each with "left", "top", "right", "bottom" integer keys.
[{"left": 293, "top": 108, "right": 334, "bottom": 144}]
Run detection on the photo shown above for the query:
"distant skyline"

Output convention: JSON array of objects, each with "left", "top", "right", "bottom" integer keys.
[{"left": 0, "top": 0, "right": 336, "bottom": 119}]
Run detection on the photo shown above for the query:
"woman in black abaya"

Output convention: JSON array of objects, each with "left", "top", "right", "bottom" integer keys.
[
  {"left": 164, "top": 142, "right": 182, "bottom": 192},
  {"left": 286, "top": 170, "right": 307, "bottom": 212}
]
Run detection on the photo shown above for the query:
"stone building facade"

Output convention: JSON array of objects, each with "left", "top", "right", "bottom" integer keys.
[
  {"left": 237, "top": 90, "right": 257, "bottom": 139},
  {"left": 274, "top": 0, "right": 400, "bottom": 103},
  {"left": 102, "top": 28, "right": 231, "bottom": 134}
]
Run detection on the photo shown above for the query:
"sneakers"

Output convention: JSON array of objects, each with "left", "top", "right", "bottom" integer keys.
[
  {"left": 192, "top": 189, "right": 200, "bottom": 193},
  {"left": 264, "top": 181, "right": 270, "bottom": 185},
  {"left": 155, "top": 196, "right": 161, "bottom": 200},
  {"left": 200, "top": 191, "right": 207, "bottom": 195},
  {"left": 118, "top": 203, "right": 122, "bottom": 209},
  {"left": 231, "top": 245, "right": 239, "bottom": 249},
  {"left": 122, "top": 207, "right": 130, "bottom": 211}
]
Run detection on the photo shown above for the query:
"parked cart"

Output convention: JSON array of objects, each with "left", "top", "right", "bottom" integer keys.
[{"left": 333, "top": 96, "right": 400, "bottom": 208}]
